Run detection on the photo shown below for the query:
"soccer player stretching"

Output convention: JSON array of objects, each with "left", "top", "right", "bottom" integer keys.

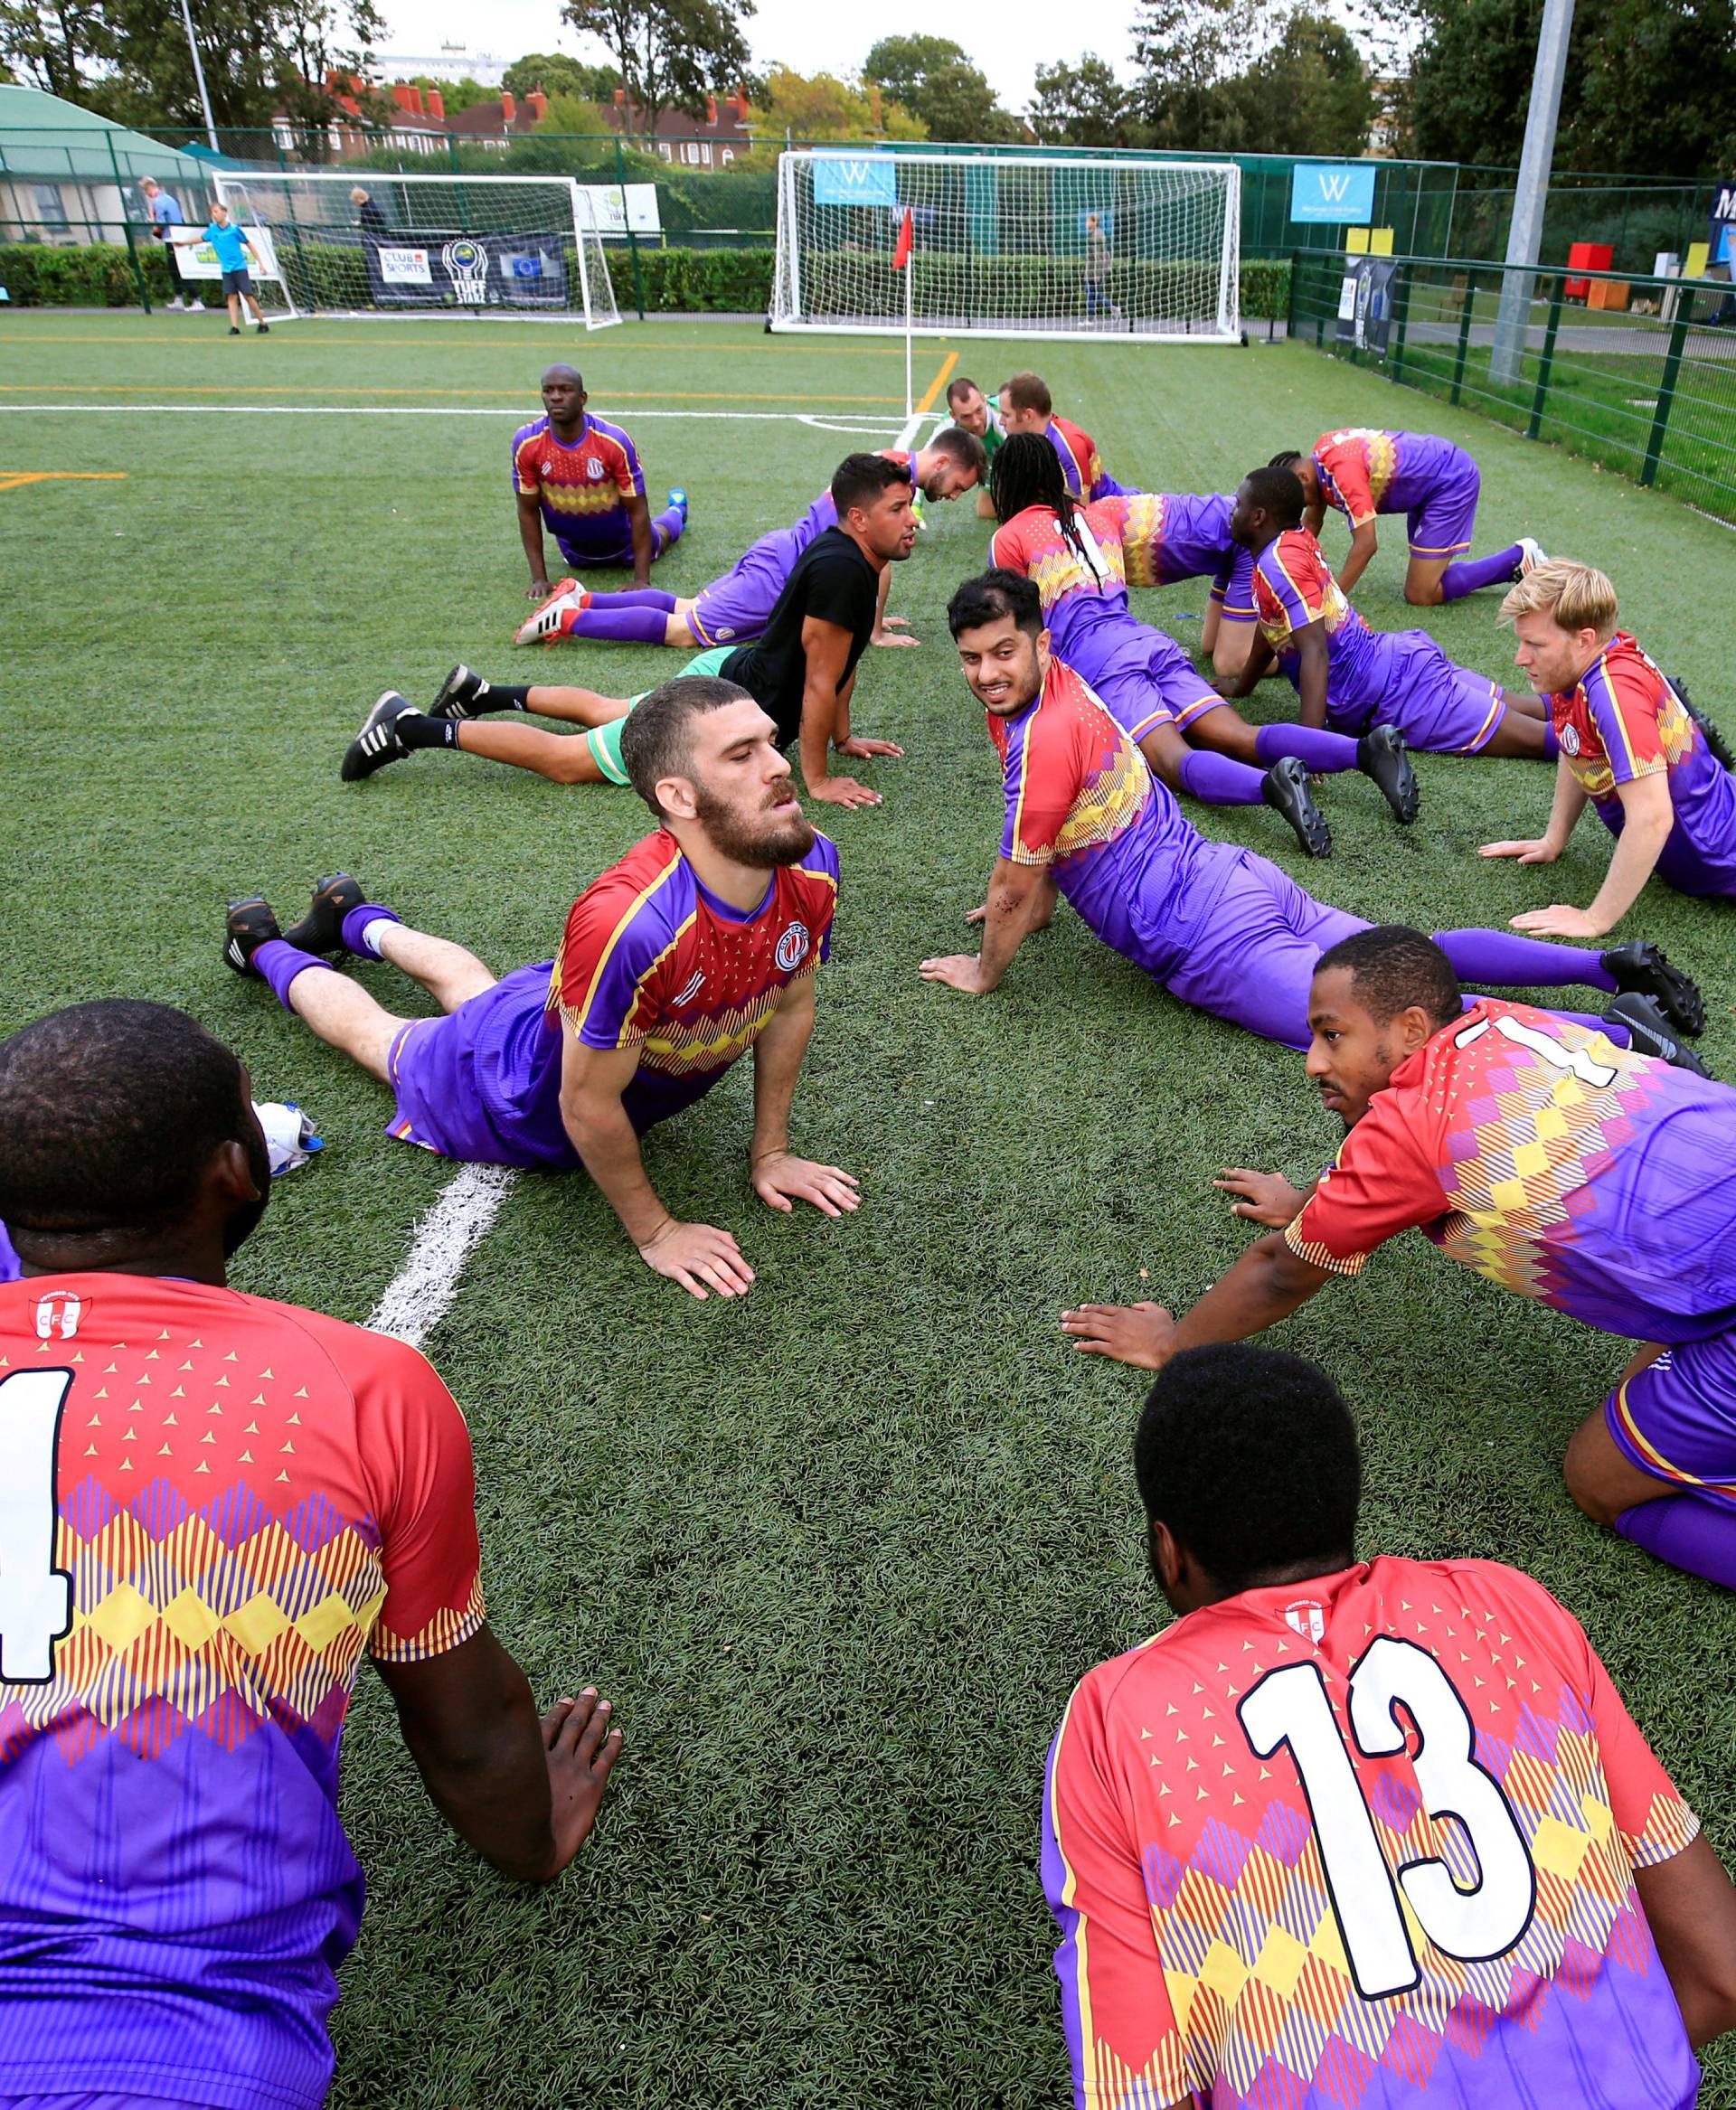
[
  {"left": 997, "top": 371, "right": 1129, "bottom": 501},
  {"left": 1061, "top": 925, "right": 1736, "bottom": 1597},
  {"left": 920, "top": 569, "right": 1702, "bottom": 1065},
  {"left": 346, "top": 454, "right": 914, "bottom": 810},
  {"left": 526, "top": 429, "right": 986, "bottom": 651},
  {"left": 1223, "top": 465, "right": 1558, "bottom": 759},
  {"left": 512, "top": 363, "right": 686, "bottom": 594},
  {"left": 1480, "top": 560, "right": 1736, "bottom": 935},
  {"left": 1047, "top": 1342, "right": 1736, "bottom": 2108},
  {"left": 241, "top": 678, "right": 856, "bottom": 1298},
  {"left": 986, "top": 433, "right": 1419, "bottom": 857},
  {"left": 1273, "top": 427, "right": 1544, "bottom": 604},
  {"left": 0, "top": 1000, "right": 620, "bottom": 2107},
  {"left": 945, "top": 374, "right": 1006, "bottom": 518}
]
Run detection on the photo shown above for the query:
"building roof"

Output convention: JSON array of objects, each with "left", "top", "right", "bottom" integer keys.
[{"left": 0, "top": 83, "right": 211, "bottom": 184}]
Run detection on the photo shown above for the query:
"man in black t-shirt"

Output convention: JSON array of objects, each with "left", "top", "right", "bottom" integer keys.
[{"left": 340, "top": 455, "right": 918, "bottom": 808}]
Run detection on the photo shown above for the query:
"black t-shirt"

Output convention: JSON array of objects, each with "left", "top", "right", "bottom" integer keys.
[{"left": 722, "top": 526, "right": 879, "bottom": 748}]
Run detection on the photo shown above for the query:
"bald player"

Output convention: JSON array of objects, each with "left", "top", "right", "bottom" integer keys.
[{"left": 511, "top": 364, "right": 687, "bottom": 594}]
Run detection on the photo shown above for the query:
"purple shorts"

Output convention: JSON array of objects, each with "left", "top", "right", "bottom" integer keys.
[
  {"left": 1094, "top": 633, "right": 1221, "bottom": 742},
  {"left": 1209, "top": 546, "right": 1258, "bottom": 625},
  {"left": 0, "top": 2098, "right": 195, "bottom": 2109},
  {"left": 687, "top": 523, "right": 809, "bottom": 646},
  {"left": 1344, "top": 632, "right": 1506, "bottom": 754},
  {"left": 1608, "top": 1333, "right": 1736, "bottom": 1510},
  {"left": 1407, "top": 458, "right": 1481, "bottom": 559},
  {"left": 385, "top": 964, "right": 578, "bottom": 1170},
  {"left": 1149, "top": 494, "right": 1238, "bottom": 587}
]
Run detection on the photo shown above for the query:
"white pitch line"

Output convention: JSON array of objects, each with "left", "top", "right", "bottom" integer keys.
[
  {"left": 366, "top": 1163, "right": 516, "bottom": 1348},
  {"left": 0, "top": 403, "right": 907, "bottom": 428}
]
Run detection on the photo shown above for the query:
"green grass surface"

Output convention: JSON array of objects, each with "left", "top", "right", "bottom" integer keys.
[{"left": 5, "top": 311, "right": 1736, "bottom": 2107}]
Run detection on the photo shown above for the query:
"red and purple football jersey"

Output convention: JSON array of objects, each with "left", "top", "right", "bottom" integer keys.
[
  {"left": 1312, "top": 428, "right": 1467, "bottom": 527},
  {"left": 511, "top": 410, "right": 646, "bottom": 565},
  {"left": 1286, "top": 995, "right": 1736, "bottom": 1340},
  {"left": 0, "top": 1275, "right": 486, "bottom": 2110},
  {"left": 1047, "top": 415, "right": 1127, "bottom": 503},
  {"left": 1045, "top": 1554, "right": 1701, "bottom": 2108},
  {"left": 1550, "top": 634, "right": 1736, "bottom": 899}
]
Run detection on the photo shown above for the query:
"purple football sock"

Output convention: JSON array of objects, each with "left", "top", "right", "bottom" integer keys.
[
  {"left": 340, "top": 903, "right": 401, "bottom": 959},
  {"left": 566, "top": 604, "right": 674, "bottom": 645},
  {"left": 252, "top": 938, "right": 329, "bottom": 1012},
  {"left": 1618, "top": 1493, "right": 1736, "bottom": 1589},
  {"left": 651, "top": 503, "right": 686, "bottom": 552},
  {"left": 596, "top": 588, "right": 676, "bottom": 611},
  {"left": 1433, "top": 928, "right": 1616, "bottom": 992},
  {"left": 1439, "top": 545, "right": 1524, "bottom": 600},
  {"left": 1254, "top": 722, "right": 1358, "bottom": 774},
  {"left": 1541, "top": 716, "right": 1560, "bottom": 760},
  {"left": 1178, "top": 748, "right": 1265, "bottom": 806}
]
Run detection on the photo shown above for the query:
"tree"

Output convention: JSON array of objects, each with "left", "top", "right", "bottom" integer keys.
[
  {"left": 531, "top": 88, "right": 614, "bottom": 132},
  {"left": 558, "top": 0, "right": 753, "bottom": 129},
  {"left": 1029, "top": 53, "right": 1136, "bottom": 146},
  {"left": 863, "top": 33, "right": 1022, "bottom": 139},
  {"left": 1130, "top": 0, "right": 1262, "bottom": 149},
  {"left": 749, "top": 63, "right": 924, "bottom": 141},
  {"left": 504, "top": 49, "right": 621, "bottom": 101},
  {"left": 1227, "top": 10, "right": 1373, "bottom": 155}
]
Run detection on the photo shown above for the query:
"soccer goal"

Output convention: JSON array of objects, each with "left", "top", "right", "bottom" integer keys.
[
  {"left": 211, "top": 171, "right": 620, "bottom": 326},
  {"left": 771, "top": 150, "right": 1241, "bottom": 345}
]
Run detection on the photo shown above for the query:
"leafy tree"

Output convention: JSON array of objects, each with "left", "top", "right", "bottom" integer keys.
[
  {"left": 863, "top": 33, "right": 1022, "bottom": 139},
  {"left": 1226, "top": 10, "right": 1373, "bottom": 155},
  {"left": 749, "top": 63, "right": 924, "bottom": 140},
  {"left": 558, "top": 0, "right": 753, "bottom": 130},
  {"left": 504, "top": 50, "right": 621, "bottom": 101},
  {"left": 530, "top": 88, "right": 614, "bottom": 132},
  {"left": 1029, "top": 52, "right": 1136, "bottom": 146}
]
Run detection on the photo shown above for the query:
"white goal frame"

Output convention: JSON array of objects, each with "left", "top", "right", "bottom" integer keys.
[
  {"left": 771, "top": 149, "right": 1241, "bottom": 346},
  {"left": 212, "top": 169, "right": 620, "bottom": 327}
]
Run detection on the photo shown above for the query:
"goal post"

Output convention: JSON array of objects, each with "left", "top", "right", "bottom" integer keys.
[
  {"left": 771, "top": 150, "right": 1241, "bottom": 345},
  {"left": 211, "top": 171, "right": 620, "bottom": 326}
]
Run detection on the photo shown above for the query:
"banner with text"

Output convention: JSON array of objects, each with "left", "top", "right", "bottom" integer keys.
[
  {"left": 1290, "top": 163, "right": 1377, "bottom": 225},
  {"left": 362, "top": 232, "right": 570, "bottom": 308}
]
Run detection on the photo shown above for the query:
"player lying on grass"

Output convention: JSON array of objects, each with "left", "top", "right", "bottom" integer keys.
[
  {"left": 920, "top": 569, "right": 1703, "bottom": 1066},
  {"left": 1272, "top": 427, "right": 1545, "bottom": 605},
  {"left": 945, "top": 374, "right": 1006, "bottom": 518},
  {"left": 513, "top": 363, "right": 686, "bottom": 595},
  {"left": 1047, "top": 1340, "right": 1736, "bottom": 2110},
  {"left": 997, "top": 370, "right": 1130, "bottom": 503},
  {"left": 1061, "top": 924, "right": 1736, "bottom": 1596},
  {"left": 1480, "top": 560, "right": 1736, "bottom": 936},
  {"left": 986, "top": 434, "right": 1419, "bottom": 860},
  {"left": 524, "top": 428, "right": 986, "bottom": 651},
  {"left": 346, "top": 453, "right": 915, "bottom": 811},
  {"left": 0, "top": 999, "right": 621, "bottom": 2110},
  {"left": 242, "top": 678, "right": 856, "bottom": 1300},
  {"left": 1221, "top": 465, "right": 1558, "bottom": 760}
]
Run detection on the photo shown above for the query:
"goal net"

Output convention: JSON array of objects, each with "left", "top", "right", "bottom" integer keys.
[
  {"left": 211, "top": 172, "right": 620, "bottom": 326},
  {"left": 772, "top": 150, "right": 1240, "bottom": 344}
]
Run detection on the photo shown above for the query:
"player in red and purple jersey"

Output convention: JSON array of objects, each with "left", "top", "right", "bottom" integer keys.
[
  {"left": 1223, "top": 465, "right": 1558, "bottom": 759},
  {"left": 1480, "top": 560, "right": 1736, "bottom": 935},
  {"left": 0, "top": 999, "right": 622, "bottom": 2110},
  {"left": 237, "top": 678, "right": 857, "bottom": 1299},
  {"left": 986, "top": 434, "right": 1419, "bottom": 857},
  {"left": 998, "top": 370, "right": 1130, "bottom": 501},
  {"left": 526, "top": 430, "right": 986, "bottom": 651},
  {"left": 920, "top": 570, "right": 1702, "bottom": 1066},
  {"left": 1273, "top": 427, "right": 1545, "bottom": 605},
  {"left": 1061, "top": 924, "right": 1736, "bottom": 1594},
  {"left": 1046, "top": 1340, "right": 1736, "bottom": 2110},
  {"left": 512, "top": 364, "right": 686, "bottom": 593}
]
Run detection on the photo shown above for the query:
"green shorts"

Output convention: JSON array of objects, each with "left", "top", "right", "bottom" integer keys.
[{"left": 583, "top": 645, "right": 738, "bottom": 786}]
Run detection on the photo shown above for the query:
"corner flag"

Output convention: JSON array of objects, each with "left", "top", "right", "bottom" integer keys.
[{"left": 892, "top": 206, "right": 914, "bottom": 270}]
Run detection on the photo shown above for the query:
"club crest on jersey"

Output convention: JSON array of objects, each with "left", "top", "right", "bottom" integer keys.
[
  {"left": 33, "top": 1290, "right": 81, "bottom": 1342},
  {"left": 585, "top": 456, "right": 605, "bottom": 478},
  {"left": 775, "top": 921, "right": 810, "bottom": 972},
  {"left": 1559, "top": 723, "right": 1581, "bottom": 756},
  {"left": 1283, "top": 1598, "right": 1326, "bottom": 1644}
]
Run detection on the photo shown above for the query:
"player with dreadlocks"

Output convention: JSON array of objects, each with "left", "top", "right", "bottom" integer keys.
[{"left": 986, "top": 435, "right": 1420, "bottom": 862}]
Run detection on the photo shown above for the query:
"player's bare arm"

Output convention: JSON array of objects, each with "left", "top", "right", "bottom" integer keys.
[
  {"left": 1335, "top": 518, "right": 1380, "bottom": 593},
  {"left": 374, "top": 1627, "right": 621, "bottom": 1882},
  {"left": 747, "top": 973, "right": 861, "bottom": 1218},
  {"left": 871, "top": 567, "right": 916, "bottom": 649},
  {"left": 1634, "top": 1834, "right": 1736, "bottom": 2048},
  {"left": 1303, "top": 497, "right": 1326, "bottom": 539},
  {"left": 1061, "top": 1232, "right": 1335, "bottom": 1369},
  {"left": 1213, "top": 626, "right": 1277, "bottom": 702},
  {"left": 1212, "top": 1168, "right": 1316, "bottom": 1226},
  {"left": 1507, "top": 770, "right": 1675, "bottom": 940},
  {"left": 625, "top": 490, "right": 655, "bottom": 588},
  {"left": 518, "top": 489, "right": 552, "bottom": 598},
  {"left": 798, "top": 615, "right": 881, "bottom": 808},
  {"left": 919, "top": 855, "right": 1051, "bottom": 994},
  {"left": 832, "top": 664, "right": 902, "bottom": 765},
  {"left": 1480, "top": 749, "right": 1588, "bottom": 868},
  {"left": 559, "top": 1031, "right": 756, "bottom": 1299}
]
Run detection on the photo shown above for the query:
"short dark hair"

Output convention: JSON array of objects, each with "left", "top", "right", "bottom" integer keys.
[
  {"left": 0, "top": 1001, "right": 251, "bottom": 1239},
  {"left": 1266, "top": 448, "right": 1305, "bottom": 474},
  {"left": 831, "top": 451, "right": 913, "bottom": 516},
  {"left": 1241, "top": 463, "right": 1306, "bottom": 527},
  {"left": 946, "top": 374, "right": 982, "bottom": 408},
  {"left": 618, "top": 674, "right": 758, "bottom": 815},
  {"left": 542, "top": 362, "right": 582, "bottom": 386},
  {"left": 929, "top": 423, "right": 988, "bottom": 478},
  {"left": 1136, "top": 1346, "right": 1361, "bottom": 1592},
  {"left": 1315, "top": 925, "right": 1462, "bottom": 1030},
  {"left": 1001, "top": 370, "right": 1052, "bottom": 416},
  {"left": 947, "top": 567, "right": 1043, "bottom": 642}
]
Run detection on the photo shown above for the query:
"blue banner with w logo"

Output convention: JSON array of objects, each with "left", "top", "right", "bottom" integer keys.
[
  {"left": 812, "top": 155, "right": 899, "bottom": 207},
  {"left": 1290, "top": 163, "right": 1377, "bottom": 224}
]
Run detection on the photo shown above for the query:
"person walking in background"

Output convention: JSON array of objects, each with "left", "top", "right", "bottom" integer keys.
[
  {"left": 351, "top": 185, "right": 389, "bottom": 237},
  {"left": 1082, "top": 212, "right": 1118, "bottom": 323},
  {"left": 139, "top": 175, "right": 200, "bottom": 312},
  {"left": 203, "top": 201, "right": 269, "bottom": 334}
]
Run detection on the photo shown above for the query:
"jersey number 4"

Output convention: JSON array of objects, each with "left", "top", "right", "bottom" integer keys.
[
  {"left": 0, "top": 1368, "right": 77, "bottom": 1683},
  {"left": 1240, "top": 1638, "right": 1537, "bottom": 1999}
]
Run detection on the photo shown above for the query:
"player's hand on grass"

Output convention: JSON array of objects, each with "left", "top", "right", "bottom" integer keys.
[
  {"left": 637, "top": 1218, "right": 756, "bottom": 1299},
  {"left": 1479, "top": 836, "right": 1560, "bottom": 865},
  {"left": 1508, "top": 903, "right": 1609, "bottom": 939},
  {"left": 1213, "top": 1167, "right": 1308, "bottom": 1227},
  {"left": 537, "top": 1691, "right": 623, "bottom": 1876},
  {"left": 1060, "top": 1301, "right": 1176, "bottom": 1369},
  {"left": 750, "top": 1150, "right": 861, "bottom": 1218},
  {"left": 835, "top": 735, "right": 905, "bottom": 759},
  {"left": 871, "top": 618, "right": 919, "bottom": 649},
  {"left": 808, "top": 775, "right": 882, "bottom": 808},
  {"left": 919, "top": 952, "right": 991, "bottom": 994},
  {"left": 526, "top": 577, "right": 553, "bottom": 601}
]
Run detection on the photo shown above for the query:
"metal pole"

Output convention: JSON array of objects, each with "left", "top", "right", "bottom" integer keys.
[
  {"left": 177, "top": 0, "right": 221, "bottom": 153},
  {"left": 108, "top": 133, "right": 152, "bottom": 314},
  {"left": 615, "top": 136, "right": 646, "bottom": 322},
  {"left": 1642, "top": 286, "right": 1695, "bottom": 486},
  {"left": 1490, "top": 0, "right": 1574, "bottom": 382}
]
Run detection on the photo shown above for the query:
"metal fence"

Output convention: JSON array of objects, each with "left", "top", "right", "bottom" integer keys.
[{"left": 1289, "top": 250, "right": 1736, "bottom": 525}]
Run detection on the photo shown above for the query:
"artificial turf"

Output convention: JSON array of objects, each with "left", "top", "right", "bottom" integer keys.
[{"left": 5, "top": 309, "right": 1735, "bottom": 2107}]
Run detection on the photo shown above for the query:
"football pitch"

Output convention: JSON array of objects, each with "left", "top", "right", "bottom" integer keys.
[{"left": 5, "top": 310, "right": 1736, "bottom": 2106}]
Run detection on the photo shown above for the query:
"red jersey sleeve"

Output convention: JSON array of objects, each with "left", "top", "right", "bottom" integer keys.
[
  {"left": 1316, "top": 432, "right": 1375, "bottom": 525},
  {"left": 554, "top": 881, "right": 675, "bottom": 1051},
  {"left": 999, "top": 705, "right": 1077, "bottom": 867},
  {"left": 511, "top": 430, "right": 542, "bottom": 498},
  {"left": 1285, "top": 1083, "right": 1448, "bottom": 1274},
  {"left": 1254, "top": 531, "right": 1330, "bottom": 635},
  {"left": 608, "top": 427, "right": 646, "bottom": 500},
  {"left": 987, "top": 516, "right": 1034, "bottom": 576},
  {"left": 1580, "top": 654, "right": 1670, "bottom": 787}
]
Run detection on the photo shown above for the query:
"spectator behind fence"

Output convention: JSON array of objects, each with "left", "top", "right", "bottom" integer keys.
[{"left": 139, "top": 175, "right": 201, "bottom": 312}]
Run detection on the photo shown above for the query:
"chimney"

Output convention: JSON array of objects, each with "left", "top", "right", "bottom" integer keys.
[
  {"left": 425, "top": 86, "right": 445, "bottom": 119},
  {"left": 706, "top": 93, "right": 717, "bottom": 123},
  {"left": 407, "top": 84, "right": 425, "bottom": 114},
  {"left": 500, "top": 89, "right": 516, "bottom": 124},
  {"left": 613, "top": 86, "right": 626, "bottom": 104},
  {"left": 392, "top": 82, "right": 416, "bottom": 113},
  {"left": 527, "top": 89, "right": 548, "bottom": 121}
]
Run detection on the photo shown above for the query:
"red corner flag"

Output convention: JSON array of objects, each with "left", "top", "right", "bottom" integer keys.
[{"left": 892, "top": 205, "right": 913, "bottom": 269}]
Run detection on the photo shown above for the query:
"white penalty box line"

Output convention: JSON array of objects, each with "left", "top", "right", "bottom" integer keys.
[{"left": 0, "top": 404, "right": 910, "bottom": 436}]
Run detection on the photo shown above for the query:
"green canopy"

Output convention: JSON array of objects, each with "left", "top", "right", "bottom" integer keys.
[{"left": 0, "top": 84, "right": 212, "bottom": 187}]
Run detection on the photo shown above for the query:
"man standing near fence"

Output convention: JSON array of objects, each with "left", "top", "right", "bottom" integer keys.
[{"left": 139, "top": 176, "right": 200, "bottom": 312}]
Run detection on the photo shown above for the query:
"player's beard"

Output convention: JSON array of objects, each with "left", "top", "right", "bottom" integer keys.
[{"left": 694, "top": 782, "right": 815, "bottom": 869}]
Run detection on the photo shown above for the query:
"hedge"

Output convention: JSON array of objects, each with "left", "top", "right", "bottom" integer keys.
[{"left": 0, "top": 240, "right": 1290, "bottom": 321}]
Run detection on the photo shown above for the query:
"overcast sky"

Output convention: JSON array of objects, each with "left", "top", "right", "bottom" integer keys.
[{"left": 373, "top": 0, "right": 1131, "bottom": 115}]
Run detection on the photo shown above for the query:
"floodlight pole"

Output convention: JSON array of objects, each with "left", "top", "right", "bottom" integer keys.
[
  {"left": 178, "top": 0, "right": 222, "bottom": 154},
  {"left": 1489, "top": 0, "right": 1575, "bottom": 384}
]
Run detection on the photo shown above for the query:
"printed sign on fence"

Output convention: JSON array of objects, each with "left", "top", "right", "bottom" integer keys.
[
  {"left": 577, "top": 184, "right": 661, "bottom": 236},
  {"left": 1290, "top": 163, "right": 1377, "bottom": 225},
  {"left": 378, "top": 246, "right": 432, "bottom": 285},
  {"left": 812, "top": 155, "right": 899, "bottom": 208},
  {"left": 169, "top": 225, "right": 283, "bottom": 283}
]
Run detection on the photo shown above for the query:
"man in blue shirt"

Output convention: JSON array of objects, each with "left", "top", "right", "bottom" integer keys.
[
  {"left": 140, "top": 177, "right": 202, "bottom": 311},
  {"left": 203, "top": 202, "right": 269, "bottom": 334}
]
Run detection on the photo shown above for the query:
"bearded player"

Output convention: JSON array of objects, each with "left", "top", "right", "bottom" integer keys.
[
  {"left": 1273, "top": 427, "right": 1545, "bottom": 605},
  {"left": 1047, "top": 1341, "right": 1736, "bottom": 2109},
  {"left": 920, "top": 569, "right": 1703, "bottom": 1068},
  {"left": 513, "top": 364, "right": 686, "bottom": 595},
  {"left": 238, "top": 677, "right": 857, "bottom": 1299}
]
